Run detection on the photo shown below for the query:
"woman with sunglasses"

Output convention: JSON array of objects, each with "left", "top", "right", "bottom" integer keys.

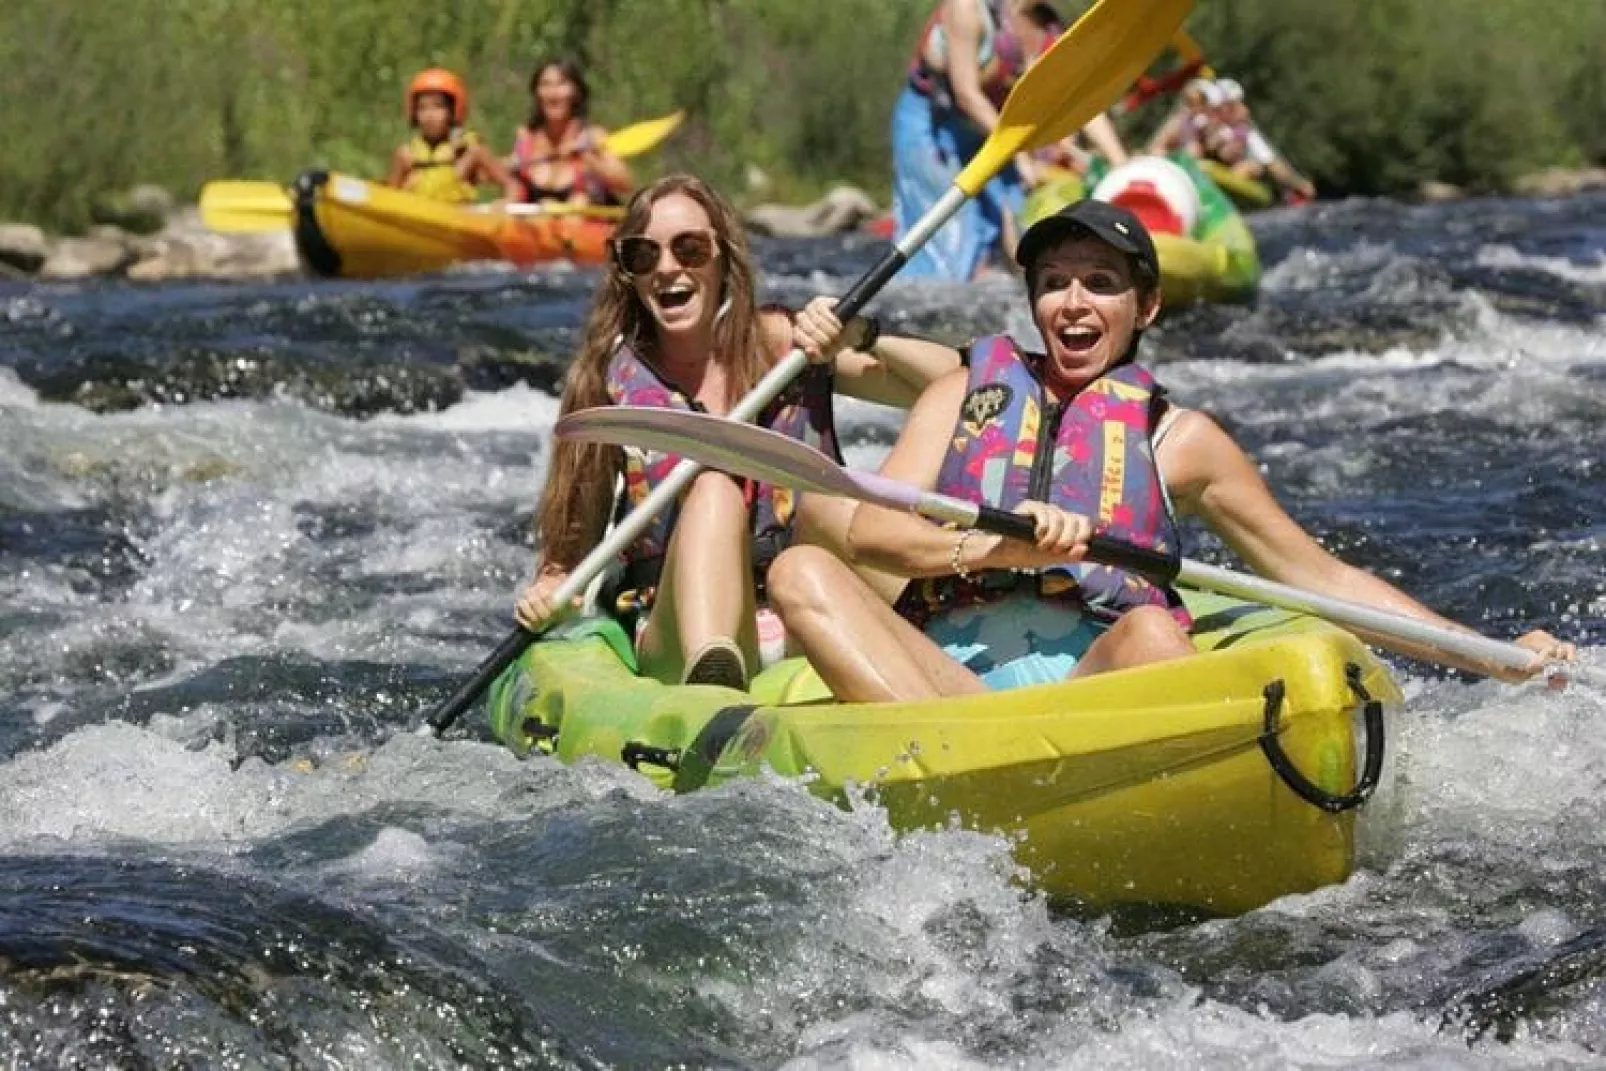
[
  {"left": 515, "top": 174, "right": 962, "bottom": 689},
  {"left": 764, "top": 200, "right": 1575, "bottom": 702},
  {"left": 510, "top": 57, "right": 632, "bottom": 206}
]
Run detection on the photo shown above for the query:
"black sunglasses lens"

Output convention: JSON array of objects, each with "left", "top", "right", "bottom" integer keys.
[
  {"left": 617, "top": 236, "right": 660, "bottom": 276},
  {"left": 668, "top": 232, "right": 715, "bottom": 269}
]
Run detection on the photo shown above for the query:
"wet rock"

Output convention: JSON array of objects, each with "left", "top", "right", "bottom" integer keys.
[
  {"left": 0, "top": 223, "right": 49, "bottom": 273},
  {"left": 126, "top": 211, "right": 298, "bottom": 281},
  {"left": 90, "top": 184, "right": 176, "bottom": 235},
  {"left": 1511, "top": 167, "right": 1606, "bottom": 198},
  {"left": 39, "top": 235, "right": 135, "bottom": 279},
  {"left": 1416, "top": 180, "right": 1465, "bottom": 203},
  {"left": 745, "top": 185, "right": 881, "bottom": 238}
]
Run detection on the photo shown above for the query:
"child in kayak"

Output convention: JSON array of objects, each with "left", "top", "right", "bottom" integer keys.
[
  {"left": 1203, "top": 78, "right": 1316, "bottom": 203},
  {"left": 510, "top": 58, "right": 633, "bottom": 206},
  {"left": 765, "top": 201, "right": 1573, "bottom": 700},
  {"left": 385, "top": 68, "right": 522, "bottom": 204},
  {"left": 514, "top": 175, "right": 961, "bottom": 689}
]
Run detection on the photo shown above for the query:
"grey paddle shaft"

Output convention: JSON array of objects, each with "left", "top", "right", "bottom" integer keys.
[{"left": 1177, "top": 559, "right": 1540, "bottom": 674}]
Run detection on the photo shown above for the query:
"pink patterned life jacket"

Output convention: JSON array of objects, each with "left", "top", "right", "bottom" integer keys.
[
  {"left": 603, "top": 333, "right": 839, "bottom": 605},
  {"left": 895, "top": 335, "right": 1190, "bottom": 628},
  {"left": 511, "top": 121, "right": 610, "bottom": 203}
]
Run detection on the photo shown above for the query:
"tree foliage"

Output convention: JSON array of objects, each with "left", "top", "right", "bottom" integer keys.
[{"left": 0, "top": 0, "right": 1599, "bottom": 231}]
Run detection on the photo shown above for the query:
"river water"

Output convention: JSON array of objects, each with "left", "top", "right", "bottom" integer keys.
[{"left": 1, "top": 191, "right": 1603, "bottom": 1068}]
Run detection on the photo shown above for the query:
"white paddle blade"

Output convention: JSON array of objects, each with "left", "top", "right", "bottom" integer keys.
[{"left": 555, "top": 406, "right": 856, "bottom": 499}]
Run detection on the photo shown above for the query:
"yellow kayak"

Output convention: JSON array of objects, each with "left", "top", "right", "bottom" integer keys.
[
  {"left": 1200, "top": 159, "right": 1277, "bottom": 212},
  {"left": 487, "top": 589, "right": 1400, "bottom": 918},
  {"left": 290, "top": 170, "right": 617, "bottom": 280}
]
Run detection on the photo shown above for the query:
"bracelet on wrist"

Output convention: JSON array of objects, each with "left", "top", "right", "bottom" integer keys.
[{"left": 950, "top": 529, "right": 976, "bottom": 579}]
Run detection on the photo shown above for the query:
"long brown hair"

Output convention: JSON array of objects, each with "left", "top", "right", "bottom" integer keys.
[{"left": 534, "top": 173, "right": 772, "bottom": 570}]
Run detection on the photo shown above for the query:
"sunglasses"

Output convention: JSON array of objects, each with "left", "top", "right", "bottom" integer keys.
[{"left": 612, "top": 230, "right": 720, "bottom": 278}]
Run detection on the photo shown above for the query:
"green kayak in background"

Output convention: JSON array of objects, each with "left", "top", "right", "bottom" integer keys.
[{"left": 1022, "top": 151, "right": 1261, "bottom": 306}]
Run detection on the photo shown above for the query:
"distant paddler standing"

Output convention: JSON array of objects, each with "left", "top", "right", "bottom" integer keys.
[
  {"left": 891, "top": 0, "right": 1126, "bottom": 279},
  {"left": 510, "top": 58, "right": 634, "bottom": 207},
  {"left": 386, "top": 69, "right": 523, "bottom": 204}
]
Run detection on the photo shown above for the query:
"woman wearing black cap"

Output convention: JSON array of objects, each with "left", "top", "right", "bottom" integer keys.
[{"left": 765, "top": 201, "right": 1574, "bottom": 702}]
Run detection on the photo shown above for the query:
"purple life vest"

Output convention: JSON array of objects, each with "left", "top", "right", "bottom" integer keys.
[
  {"left": 603, "top": 335, "right": 839, "bottom": 602},
  {"left": 895, "top": 335, "right": 1190, "bottom": 628}
]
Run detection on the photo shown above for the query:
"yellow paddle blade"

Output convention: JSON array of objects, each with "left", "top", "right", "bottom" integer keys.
[
  {"left": 198, "top": 180, "right": 293, "bottom": 233},
  {"left": 957, "top": 0, "right": 1193, "bottom": 197},
  {"left": 602, "top": 111, "right": 685, "bottom": 158}
]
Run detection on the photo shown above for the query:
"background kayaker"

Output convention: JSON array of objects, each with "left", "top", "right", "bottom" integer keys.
[
  {"left": 515, "top": 174, "right": 962, "bottom": 691},
  {"left": 765, "top": 201, "right": 1575, "bottom": 702},
  {"left": 510, "top": 58, "right": 633, "bottom": 207},
  {"left": 1145, "top": 77, "right": 1223, "bottom": 159},
  {"left": 385, "top": 68, "right": 522, "bottom": 204},
  {"left": 1205, "top": 78, "right": 1316, "bottom": 203},
  {"left": 891, "top": 0, "right": 1123, "bottom": 280}
]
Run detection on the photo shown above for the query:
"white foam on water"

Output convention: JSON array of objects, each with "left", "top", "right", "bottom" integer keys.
[
  {"left": 0, "top": 721, "right": 553, "bottom": 852},
  {"left": 371, "top": 382, "right": 564, "bottom": 433},
  {"left": 1477, "top": 243, "right": 1606, "bottom": 285}
]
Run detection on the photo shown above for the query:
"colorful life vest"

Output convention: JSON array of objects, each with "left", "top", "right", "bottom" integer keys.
[
  {"left": 907, "top": 0, "right": 1040, "bottom": 111},
  {"left": 403, "top": 131, "right": 480, "bottom": 203},
  {"left": 895, "top": 335, "right": 1190, "bottom": 628},
  {"left": 603, "top": 332, "right": 840, "bottom": 603},
  {"left": 511, "top": 122, "right": 610, "bottom": 203}
]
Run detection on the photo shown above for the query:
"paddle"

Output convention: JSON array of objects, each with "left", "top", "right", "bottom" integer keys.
[
  {"left": 602, "top": 110, "right": 685, "bottom": 157},
  {"left": 198, "top": 180, "right": 624, "bottom": 234},
  {"left": 416, "top": 0, "right": 1196, "bottom": 737},
  {"left": 556, "top": 406, "right": 1580, "bottom": 684},
  {"left": 198, "top": 181, "right": 294, "bottom": 234},
  {"left": 1119, "top": 29, "right": 1213, "bottom": 113}
]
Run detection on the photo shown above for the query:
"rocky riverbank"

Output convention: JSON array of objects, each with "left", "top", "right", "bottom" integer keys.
[
  {"left": 0, "top": 181, "right": 886, "bottom": 284},
  {"left": 4, "top": 168, "right": 1603, "bottom": 284}
]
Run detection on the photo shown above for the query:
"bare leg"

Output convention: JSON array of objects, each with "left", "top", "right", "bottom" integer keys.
[
  {"left": 792, "top": 493, "right": 908, "bottom": 604},
  {"left": 766, "top": 545, "right": 986, "bottom": 703},
  {"left": 637, "top": 471, "right": 759, "bottom": 683},
  {"left": 1069, "top": 605, "right": 1195, "bottom": 679}
]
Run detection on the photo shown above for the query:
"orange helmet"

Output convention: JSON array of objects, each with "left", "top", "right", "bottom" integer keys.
[{"left": 406, "top": 68, "right": 469, "bottom": 125}]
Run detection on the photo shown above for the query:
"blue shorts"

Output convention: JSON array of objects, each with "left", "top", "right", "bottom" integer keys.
[{"left": 923, "top": 592, "right": 1107, "bottom": 691}]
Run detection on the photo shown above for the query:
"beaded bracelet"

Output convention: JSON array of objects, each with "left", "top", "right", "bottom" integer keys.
[{"left": 950, "top": 529, "right": 976, "bottom": 579}]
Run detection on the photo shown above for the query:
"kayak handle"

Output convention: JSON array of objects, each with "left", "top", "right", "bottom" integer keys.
[{"left": 1258, "top": 664, "right": 1385, "bottom": 814}]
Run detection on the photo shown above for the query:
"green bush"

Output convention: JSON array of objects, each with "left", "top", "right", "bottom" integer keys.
[{"left": 0, "top": 0, "right": 1599, "bottom": 231}]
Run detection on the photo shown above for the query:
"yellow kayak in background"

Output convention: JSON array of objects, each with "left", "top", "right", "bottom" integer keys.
[
  {"left": 290, "top": 170, "right": 617, "bottom": 279},
  {"left": 487, "top": 589, "right": 1400, "bottom": 918},
  {"left": 1200, "top": 159, "right": 1278, "bottom": 211}
]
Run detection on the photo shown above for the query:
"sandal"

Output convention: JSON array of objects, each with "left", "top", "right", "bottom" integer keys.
[{"left": 682, "top": 639, "right": 749, "bottom": 691}]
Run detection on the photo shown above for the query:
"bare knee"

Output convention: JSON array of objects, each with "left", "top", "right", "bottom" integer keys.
[
  {"left": 767, "top": 544, "right": 853, "bottom": 618},
  {"left": 681, "top": 469, "right": 746, "bottom": 519},
  {"left": 1111, "top": 605, "right": 1194, "bottom": 659}
]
